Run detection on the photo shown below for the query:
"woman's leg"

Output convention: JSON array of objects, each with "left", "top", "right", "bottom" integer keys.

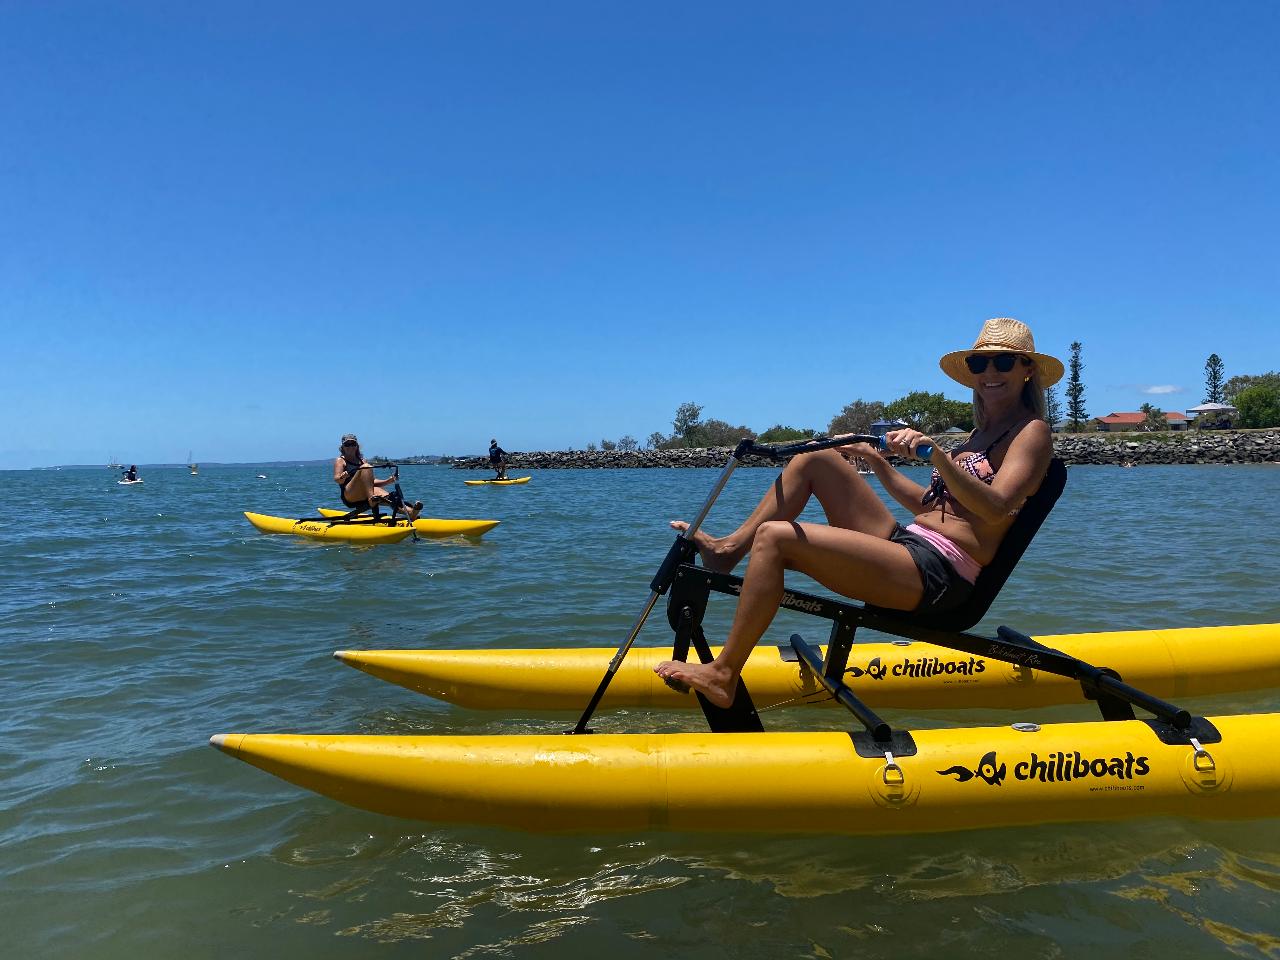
[
  {"left": 371, "top": 485, "right": 422, "bottom": 521},
  {"left": 343, "top": 466, "right": 376, "bottom": 504},
  {"left": 655, "top": 520, "right": 924, "bottom": 708},
  {"left": 675, "top": 449, "right": 896, "bottom": 572}
]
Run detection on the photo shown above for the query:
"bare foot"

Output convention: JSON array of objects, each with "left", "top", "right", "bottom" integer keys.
[
  {"left": 654, "top": 659, "right": 737, "bottom": 708},
  {"left": 408, "top": 501, "right": 423, "bottom": 522},
  {"left": 669, "top": 521, "right": 744, "bottom": 573}
]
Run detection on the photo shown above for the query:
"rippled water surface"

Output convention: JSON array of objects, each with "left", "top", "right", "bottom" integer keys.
[{"left": 4, "top": 464, "right": 1280, "bottom": 958}]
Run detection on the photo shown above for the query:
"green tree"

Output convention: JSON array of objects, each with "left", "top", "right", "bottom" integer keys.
[
  {"left": 1224, "top": 372, "right": 1280, "bottom": 404},
  {"left": 756, "top": 424, "right": 815, "bottom": 443},
  {"left": 616, "top": 435, "right": 639, "bottom": 452},
  {"left": 883, "top": 391, "right": 972, "bottom": 434},
  {"left": 1065, "top": 341, "right": 1087, "bottom": 432},
  {"left": 828, "top": 399, "right": 885, "bottom": 436},
  {"left": 671, "top": 402, "right": 704, "bottom": 447},
  {"left": 600, "top": 438, "right": 617, "bottom": 451},
  {"left": 1204, "top": 354, "right": 1225, "bottom": 404},
  {"left": 1235, "top": 385, "right": 1280, "bottom": 428},
  {"left": 688, "top": 418, "right": 755, "bottom": 447},
  {"left": 645, "top": 431, "right": 666, "bottom": 450},
  {"left": 1139, "top": 402, "right": 1167, "bottom": 431},
  {"left": 1045, "top": 384, "right": 1064, "bottom": 430}
]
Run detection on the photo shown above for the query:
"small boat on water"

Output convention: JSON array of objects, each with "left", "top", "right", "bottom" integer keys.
[
  {"left": 188, "top": 451, "right": 198, "bottom": 475},
  {"left": 464, "top": 476, "right": 531, "bottom": 486}
]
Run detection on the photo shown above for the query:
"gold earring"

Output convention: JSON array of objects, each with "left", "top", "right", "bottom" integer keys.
[{"left": 1024, "top": 376, "right": 1031, "bottom": 383}]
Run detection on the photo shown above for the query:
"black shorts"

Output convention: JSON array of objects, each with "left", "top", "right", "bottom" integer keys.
[
  {"left": 888, "top": 523, "right": 976, "bottom": 614},
  {"left": 339, "top": 488, "right": 370, "bottom": 510}
]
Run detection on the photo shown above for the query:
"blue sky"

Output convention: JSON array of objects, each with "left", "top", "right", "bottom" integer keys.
[{"left": 3, "top": 2, "right": 1277, "bottom": 467}]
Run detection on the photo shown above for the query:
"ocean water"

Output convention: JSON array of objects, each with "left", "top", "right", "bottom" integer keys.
[{"left": 4, "top": 463, "right": 1280, "bottom": 959}]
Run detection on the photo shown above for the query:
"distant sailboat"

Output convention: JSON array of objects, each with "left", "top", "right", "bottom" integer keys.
[
  {"left": 188, "top": 451, "right": 198, "bottom": 476},
  {"left": 108, "top": 456, "right": 123, "bottom": 470}
]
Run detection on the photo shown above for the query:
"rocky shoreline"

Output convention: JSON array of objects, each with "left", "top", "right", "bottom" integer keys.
[{"left": 450, "top": 430, "right": 1280, "bottom": 469}]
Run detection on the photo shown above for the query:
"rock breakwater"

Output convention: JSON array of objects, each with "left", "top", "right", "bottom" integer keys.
[{"left": 451, "top": 430, "right": 1280, "bottom": 469}]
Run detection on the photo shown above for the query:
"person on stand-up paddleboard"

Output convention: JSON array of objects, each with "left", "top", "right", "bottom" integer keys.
[
  {"left": 656, "top": 318, "right": 1062, "bottom": 708},
  {"left": 123, "top": 465, "right": 139, "bottom": 482},
  {"left": 488, "top": 439, "right": 508, "bottom": 480},
  {"left": 334, "top": 434, "right": 422, "bottom": 521}
]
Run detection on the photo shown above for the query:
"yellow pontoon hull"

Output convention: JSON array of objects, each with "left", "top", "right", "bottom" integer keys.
[
  {"left": 211, "top": 713, "right": 1280, "bottom": 834},
  {"left": 243, "top": 511, "right": 413, "bottom": 544},
  {"left": 334, "top": 624, "right": 1280, "bottom": 711},
  {"left": 464, "top": 476, "right": 531, "bottom": 486},
  {"left": 316, "top": 508, "right": 500, "bottom": 538}
]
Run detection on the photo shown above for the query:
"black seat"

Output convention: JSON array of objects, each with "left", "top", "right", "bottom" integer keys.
[{"left": 869, "top": 456, "right": 1067, "bottom": 632}]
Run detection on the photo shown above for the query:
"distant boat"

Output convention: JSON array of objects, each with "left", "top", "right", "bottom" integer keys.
[
  {"left": 188, "top": 450, "right": 198, "bottom": 476},
  {"left": 108, "top": 456, "right": 122, "bottom": 470},
  {"left": 256, "top": 474, "right": 268, "bottom": 479}
]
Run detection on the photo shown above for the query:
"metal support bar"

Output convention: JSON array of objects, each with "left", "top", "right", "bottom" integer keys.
[
  {"left": 823, "top": 619, "right": 857, "bottom": 681},
  {"left": 791, "top": 634, "right": 892, "bottom": 742}
]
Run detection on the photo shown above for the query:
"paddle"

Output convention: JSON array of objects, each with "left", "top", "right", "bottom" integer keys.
[{"left": 570, "top": 432, "right": 909, "bottom": 734}]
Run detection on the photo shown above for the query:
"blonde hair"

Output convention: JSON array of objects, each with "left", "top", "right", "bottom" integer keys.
[{"left": 972, "top": 367, "right": 1047, "bottom": 430}]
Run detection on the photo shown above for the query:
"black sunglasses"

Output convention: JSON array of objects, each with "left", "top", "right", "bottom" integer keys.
[{"left": 965, "top": 353, "right": 1031, "bottom": 375}]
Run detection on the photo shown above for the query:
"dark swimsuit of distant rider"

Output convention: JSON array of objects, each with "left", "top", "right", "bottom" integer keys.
[
  {"left": 488, "top": 439, "right": 508, "bottom": 480},
  {"left": 333, "top": 434, "right": 422, "bottom": 521}
]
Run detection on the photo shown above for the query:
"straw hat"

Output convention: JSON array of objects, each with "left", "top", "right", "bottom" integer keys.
[{"left": 939, "top": 318, "right": 1064, "bottom": 388}]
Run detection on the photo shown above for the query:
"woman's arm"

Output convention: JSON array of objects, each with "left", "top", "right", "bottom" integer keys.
[
  {"left": 845, "top": 441, "right": 929, "bottom": 513},
  {"left": 335, "top": 458, "right": 371, "bottom": 485},
  {"left": 923, "top": 420, "right": 1052, "bottom": 523}
]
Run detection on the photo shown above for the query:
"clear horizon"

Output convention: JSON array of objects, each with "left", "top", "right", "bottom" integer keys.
[{"left": 4, "top": 3, "right": 1278, "bottom": 470}]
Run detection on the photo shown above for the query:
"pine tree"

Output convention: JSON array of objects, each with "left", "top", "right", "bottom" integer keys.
[
  {"left": 1044, "top": 384, "right": 1063, "bottom": 430},
  {"left": 1204, "top": 354, "right": 1225, "bottom": 404},
  {"left": 1065, "top": 341, "right": 1087, "bottom": 433}
]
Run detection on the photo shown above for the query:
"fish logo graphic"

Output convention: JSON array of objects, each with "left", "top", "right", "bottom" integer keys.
[
  {"left": 937, "top": 750, "right": 1007, "bottom": 786},
  {"left": 845, "top": 657, "right": 888, "bottom": 681}
]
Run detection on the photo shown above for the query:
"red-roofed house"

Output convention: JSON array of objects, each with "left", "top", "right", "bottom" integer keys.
[{"left": 1094, "top": 412, "right": 1191, "bottom": 432}]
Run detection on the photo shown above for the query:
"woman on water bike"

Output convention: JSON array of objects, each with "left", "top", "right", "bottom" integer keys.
[
  {"left": 655, "top": 317, "right": 1062, "bottom": 708},
  {"left": 334, "top": 434, "right": 422, "bottom": 522}
]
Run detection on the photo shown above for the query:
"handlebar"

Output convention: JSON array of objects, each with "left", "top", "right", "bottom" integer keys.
[{"left": 737, "top": 434, "right": 934, "bottom": 461}]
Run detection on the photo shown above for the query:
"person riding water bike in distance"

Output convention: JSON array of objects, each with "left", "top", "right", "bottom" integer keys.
[
  {"left": 334, "top": 434, "right": 422, "bottom": 522},
  {"left": 488, "top": 439, "right": 508, "bottom": 480}
]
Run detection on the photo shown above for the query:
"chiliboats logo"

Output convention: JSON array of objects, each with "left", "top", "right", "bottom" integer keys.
[
  {"left": 937, "top": 749, "right": 1152, "bottom": 786},
  {"left": 845, "top": 655, "right": 986, "bottom": 681}
]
